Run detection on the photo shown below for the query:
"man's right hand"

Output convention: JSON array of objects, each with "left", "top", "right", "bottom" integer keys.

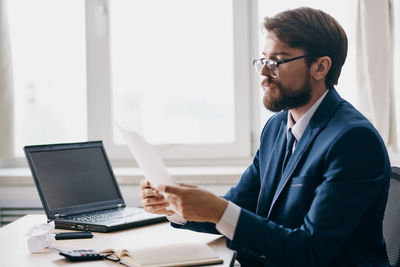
[{"left": 140, "top": 179, "right": 175, "bottom": 216}]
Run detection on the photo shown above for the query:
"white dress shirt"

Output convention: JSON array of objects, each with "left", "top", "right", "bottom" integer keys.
[{"left": 168, "top": 90, "right": 329, "bottom": 240}]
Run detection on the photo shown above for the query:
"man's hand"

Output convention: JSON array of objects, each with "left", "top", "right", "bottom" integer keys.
[
  {"left": 156, "top": 184, "right": 228, "bottom": 224},
  {"left": 140, "top": 179, "right": 175, "bottom": 216}
]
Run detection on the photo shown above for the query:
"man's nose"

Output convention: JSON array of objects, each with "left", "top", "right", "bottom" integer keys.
[{"left": 261, "top": 64, "right": 273, "bottom": 77}]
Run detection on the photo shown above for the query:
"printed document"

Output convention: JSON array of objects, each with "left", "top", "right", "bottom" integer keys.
[{"left": 117, "top": 126, "right": 179, "bottom": 187}]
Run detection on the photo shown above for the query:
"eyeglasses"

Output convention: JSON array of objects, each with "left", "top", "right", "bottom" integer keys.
[
  {"left": 100, "top": 249, "right": 122, "bottom": 264},
  {"left": 252, "top": 55, "right": 314, "bottom": 78},
  {"left": 103, "top": 253, "right": 120, "bottom": 263}
]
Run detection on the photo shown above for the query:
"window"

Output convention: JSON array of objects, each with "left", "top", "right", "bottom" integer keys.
[
  {"left": 109, "top": 0, "right": 235, "bottom": 145},
  {"left": 8, "top": 0, "right": 87, "bottom": 157},
  {"left": 86, "top": 0, "right": 252, "bottom": 161}
]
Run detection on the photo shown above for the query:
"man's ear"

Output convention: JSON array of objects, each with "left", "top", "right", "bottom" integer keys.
[{"left": 311, "top": 56, "right": 332, "bottom": 81}]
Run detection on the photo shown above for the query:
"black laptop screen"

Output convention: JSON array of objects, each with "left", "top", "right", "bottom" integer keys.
[{"left": 29, "top": 147, "right": 120, "bottom": 210}]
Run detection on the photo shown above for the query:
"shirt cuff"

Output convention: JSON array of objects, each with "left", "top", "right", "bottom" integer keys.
[
  {"left": 215, "top": 201, "right": 241, "bottom": 240},
  {"left": 166, "top": 212, "right": 187, "bottom": 225}
]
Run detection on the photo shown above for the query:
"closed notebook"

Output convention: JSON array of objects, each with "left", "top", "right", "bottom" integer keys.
[{"left": 102, "top": 243, "right": 223, "bottom": 267}]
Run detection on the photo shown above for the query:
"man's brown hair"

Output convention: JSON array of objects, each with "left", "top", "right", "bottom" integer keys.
[{"left": 263, "top": 7, "right": 348, "bottom": 89}]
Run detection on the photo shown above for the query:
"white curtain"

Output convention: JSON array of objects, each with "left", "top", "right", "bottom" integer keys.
[
  {"left": 0, "top": 0, "right": 14, "bottom": 159},
  {"left": 356, "top": 0, "right": 397, "bottom": 151}
]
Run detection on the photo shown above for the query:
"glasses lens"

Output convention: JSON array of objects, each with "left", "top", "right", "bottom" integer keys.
[
  {"left": 266, "top": 60, "right": 278, "bottom": 77},
  {"left": 254, "top": 59, "right": 264, "bottom": 73},
  {"left": 253, "top": 58, "right": 279, "bottom": 77}
]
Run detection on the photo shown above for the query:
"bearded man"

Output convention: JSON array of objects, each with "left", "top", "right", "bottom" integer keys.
[{"left": 140, "top": 7, "right": 391, "bottom": 267}]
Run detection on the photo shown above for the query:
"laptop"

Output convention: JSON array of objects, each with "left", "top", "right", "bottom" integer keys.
[{"left": 24, "top": 141, "right": 167, "bottom": 232}]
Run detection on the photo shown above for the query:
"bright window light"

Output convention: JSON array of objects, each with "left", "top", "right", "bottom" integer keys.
[{"left": 8, "top": 0, "right": 87, "bottom": 156}]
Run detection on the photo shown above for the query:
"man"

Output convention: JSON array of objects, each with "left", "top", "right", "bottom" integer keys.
[{"left": 140, "top": 7, "right": 391, "bottom": 266}]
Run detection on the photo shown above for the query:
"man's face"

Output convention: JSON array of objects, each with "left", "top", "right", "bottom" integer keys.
[{"left": 261, "top": 33, "right": 312, "bottom": 112}]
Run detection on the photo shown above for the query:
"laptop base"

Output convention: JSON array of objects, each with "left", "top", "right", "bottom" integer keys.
[{"left": 55, "top": 215, "right": 167, "bottom": 232}]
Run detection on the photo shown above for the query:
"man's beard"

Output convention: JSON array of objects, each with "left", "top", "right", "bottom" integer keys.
[{"left": 262, "top": 73, "right": 312, "bottom": 112}]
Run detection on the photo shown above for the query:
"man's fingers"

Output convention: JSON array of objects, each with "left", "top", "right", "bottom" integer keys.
[
  {"left": 142, "top": 196, "right": 168, "bottom": 207},
  {"left": 140, "top": 181, "right": 177, "bottom": 217},
  {"left": 140, "top": 179, "right": 151, "bottom": 189},
  {"left": 140, "top": 188, "right": 162, "bottom": 199},
  {"left": 140, "top": 188, "right": 152, "bottom": 198}
]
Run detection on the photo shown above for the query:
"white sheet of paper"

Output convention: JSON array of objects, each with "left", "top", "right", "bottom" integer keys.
[{"left": 118, "top": 126, "right": 179, "bottom": 187}]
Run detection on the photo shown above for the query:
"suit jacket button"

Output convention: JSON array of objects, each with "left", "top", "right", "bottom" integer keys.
[{"left": 260, "top": 255, "right": 267, "bottom": 259}]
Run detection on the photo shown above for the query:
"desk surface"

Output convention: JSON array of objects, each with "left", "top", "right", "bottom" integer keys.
[{"left": 0, "top": 214, "right": 235, "bottom": 266}]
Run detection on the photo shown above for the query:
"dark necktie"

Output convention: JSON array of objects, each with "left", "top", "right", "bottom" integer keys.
[{"left": 282, "top": 129, "right": 296, "bottom": 174}]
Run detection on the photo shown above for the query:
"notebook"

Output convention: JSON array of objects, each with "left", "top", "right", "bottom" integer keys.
[
  {"left": 100, "top": 242, "right": 223, "bottom": 267},
  {"left": 24, "top": 141, "right": 167, "bottom": 232}
]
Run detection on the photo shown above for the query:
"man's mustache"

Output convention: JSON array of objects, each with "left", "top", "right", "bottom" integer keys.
[{"left": 262, "top": 77, "right": 279, "bottom": 88}]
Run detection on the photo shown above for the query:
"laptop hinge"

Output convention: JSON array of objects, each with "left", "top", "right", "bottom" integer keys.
[{"left": 117, "top": 204, "right": 123, "bottom": 208}]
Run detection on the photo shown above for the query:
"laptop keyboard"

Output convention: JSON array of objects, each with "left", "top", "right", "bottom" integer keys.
[{"left": 65, "top": 208, "right": 144, "bottom": 223}]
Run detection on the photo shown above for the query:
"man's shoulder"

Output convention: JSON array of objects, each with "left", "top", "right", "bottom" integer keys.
[
  {"left": 327, "top": 100, "right": 379, "bottom": 135},
  {"left": 311, "top": 89, "right": 378, "bottom": 138},
  {"left": 317, "top": 99, "right": 388, "bottom": 162}
]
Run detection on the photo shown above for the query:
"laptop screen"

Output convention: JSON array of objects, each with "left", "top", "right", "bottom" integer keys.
[{"left": 28, "top": 145, "right": 121, "bottom": 210}]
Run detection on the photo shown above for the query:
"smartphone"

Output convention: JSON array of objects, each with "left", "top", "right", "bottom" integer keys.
[{"left": 55, "top": 231, "right": 93, "bottom": 240}]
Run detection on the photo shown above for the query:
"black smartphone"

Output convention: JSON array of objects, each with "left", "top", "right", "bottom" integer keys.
[
  {"left": 55, "top": 231, "right": 93, "bottom": 240},
  {"left": 59, "top": 249, "right": 104, "bottom": 261}
]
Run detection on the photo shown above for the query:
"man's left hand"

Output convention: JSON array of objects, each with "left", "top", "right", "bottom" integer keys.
[{"left": 156, "top": 184, "right": 228, "bottom": 224}]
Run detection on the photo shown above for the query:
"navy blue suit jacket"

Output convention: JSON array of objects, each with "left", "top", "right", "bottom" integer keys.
[{"left": 174, "top": 89, "right": 391, "bottom": 266}]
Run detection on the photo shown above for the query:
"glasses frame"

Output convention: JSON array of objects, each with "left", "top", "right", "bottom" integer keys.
[
  {"left": 252, "top": 55, "right": 315, "bottom": 78},
  {"left": 104, "top": 253, "right": 121, "bottom": 263}
]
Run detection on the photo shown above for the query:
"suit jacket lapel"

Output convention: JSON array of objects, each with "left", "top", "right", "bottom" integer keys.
[
  {"left": 267, "top": 127, "right": 320, "bottom": 217},
  {"left": 256, "top": 121, "right": 287, "bottom": 217},
  {"left": 266, "top": 88, "right": 343, "bottom": 218}
]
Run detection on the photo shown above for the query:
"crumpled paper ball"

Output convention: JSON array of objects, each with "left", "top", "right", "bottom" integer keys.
[{"left": 26, "top": 221, "right": 56, "bottom": 253}]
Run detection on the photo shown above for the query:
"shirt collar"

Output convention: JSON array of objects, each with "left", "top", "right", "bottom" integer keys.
[{"left": 287, "top": 90, "right": 329, "bottom": 142}]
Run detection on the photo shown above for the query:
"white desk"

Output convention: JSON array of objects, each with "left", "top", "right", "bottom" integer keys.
[{"left": 0, "top": 214, "right": 235, "bottom": 266}]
